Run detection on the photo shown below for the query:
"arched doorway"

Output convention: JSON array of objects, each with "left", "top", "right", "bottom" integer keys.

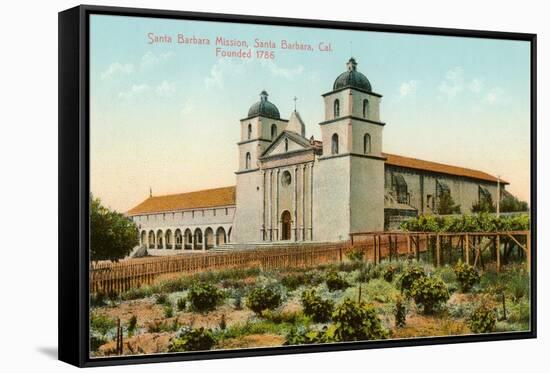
[
  {"left": 184, "top": 229, "right": 192, "bottom": 250},
  {"left": 193, "top": 228, "right": 203, "bottom": 250},
  {"left": 281, "top": 210, "right": 291, "bottom": 240},
  {"left": 216, "top": 227, "right": 226, "bottom": 246},
  {"left": 148, "top": 230, "right": 155, "bottom": 249},
  {"left": 140, "top": 231, "right": 147, "bottom": 247},
  {"left": 165, "top": 229, "right": 173, "bottom": 250},
  {"left": 205, "top": 227, "right": 214, "bottom": 250},
  {"left": 156, "top": 229, "right": 163, "bottom": 249},
  {"left": 174, "top": 229, "right": 182, "bottom": 250}
]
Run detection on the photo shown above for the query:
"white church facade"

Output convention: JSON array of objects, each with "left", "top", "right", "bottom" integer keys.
[{"left": 127, "top": 58, "right": 506, "bottom": 255}]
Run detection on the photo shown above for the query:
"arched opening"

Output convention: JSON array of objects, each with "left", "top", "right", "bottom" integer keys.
[
  {"left": 362, "top": 99, "right": 369, "bottom": 118},
  {"left": 281, "top": 210, "right": 292, "bottom": 241},
  {"left": 184, "top": 228, "right": 192, "bottom": 250},
  {"left": 331, "top": 133, "right": 339, "bottom": 155},
  {"left": 245, "top": 152, "right": 251, "bottom": 169},
  {"left": 364, "top": 133, "right": 371, "bottom": 154},
  {"left": 140, "top": 231, "right": 147, "bottom": 247},
  {"left": 175, "top": 229, "right": 182, "bottom": 250},
  {"left": 165, "top": 229, "right": 173, "bottom": 250},
  {"left": 271, "top": 123, "right": 277, "bottom": 140},
  {"left": 284, "top": 138, "right": 289, "bottom": 152},
  {"left": 216, "top": 227, "right": 227, "bottom": 246},
  {"left": 204, "top": 227, "right": 214, "bottom": 250},
  {"left": 247, "top": 123, "right": 252, "bottom": 140},
  {"left": 156, "top": 229, "right": 163, "bottom": 249},
  {"left": 148, "top": 230, "right": 155, "bottom": 249},
  {"left": 333, "top": 99, "right": 340, "bottom": 118},
  {"left": 193, "top": 228, "right": 203, "bottom": 250}
]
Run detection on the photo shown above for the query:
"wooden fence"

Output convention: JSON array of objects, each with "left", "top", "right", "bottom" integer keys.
[{"left": 90, "top": 230, "right": 530, "bottom": 295}]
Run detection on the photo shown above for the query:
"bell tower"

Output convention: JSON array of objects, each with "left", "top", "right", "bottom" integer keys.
[{"left": 314, "top": 57, "right": 386, "bottom": 241}]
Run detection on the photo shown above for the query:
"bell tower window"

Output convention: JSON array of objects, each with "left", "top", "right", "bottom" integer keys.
[
  {"left": 271, "top": 123, "right": 277, "bottom": 140},
  {"left": 363, "top": 99, "right": 369, "bottom": 118},
  {"left": 247, "top": 123, "right": 252, "bottom": 140},
  {"left": 333, "top": 99, "right": 340, "bottom": 118},
  {"left": 245, "top": 152, "right": 251, "bottom": 169},
  {"left": 331, "top": 133, "right": 339, "bottom": 155},
  {"left": 364, "top": 133, "right": 371, "bottom": 154}
]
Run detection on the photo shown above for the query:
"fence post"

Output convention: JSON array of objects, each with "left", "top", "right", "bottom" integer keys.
[
  {"left": 436, "top": 234, "right": 441, "bottom": 267},
  {"left": 465, "top": 233, "right": 470, "bottom": 265},
  {"left": 496, "top": 234, "right": 501, "bottom": 272},
  {"left": 526, "top": 231, "right": 531, "bottom": 273}
]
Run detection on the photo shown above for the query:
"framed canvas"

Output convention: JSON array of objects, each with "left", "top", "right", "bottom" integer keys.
[{"left": 58, "top": 4, "right": 537, "bottom": 367}]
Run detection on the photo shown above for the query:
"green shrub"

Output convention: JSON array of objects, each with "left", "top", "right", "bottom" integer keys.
[
  {"left": 399, "top": 265, "right": 426, "bottom": 294},
  {"left": 383, "top": 265, "right": 396, "bottom": 283},
  {"left": 246, "top": 286, "right": 282, "bottom": 314},
  {"left": 168, "top": 327, "right": 216, "bottom": 352},
  {"left": 164, "top": 304, "right": 174, "bottom": 318},
  {"left": 127, "top": 315, "right": 137, "bottom": 334},
  {"left": 187, "top": 283, "right": 225, "bottom": 313},
  {"left": 331, "top": 299, "right": 388, "bottom": 341},
  {"left": 284, "top": 326, "right": 330, "bottom": 345},
  {"left": 346, "top": 248, "right": 365, "bottom": 262},
  {"left": 326, "top": 271, "right": 350, "bottom": 292},
  {"left": 155, "top": 293, "right": 168, "bottom": 305},
  {"left": 176, "top": 297, "right": 186, "bottom": 311},
  {"left": 469, "top": 303, "right": 497, "bottom": 333},
  {"left": 90, "top": 313, "right": 116, "bottom": 335},
  {"left": 301, "top": 289, "right": 334, "bottom": 323},
  {"left": 281, "top": 273, "right": 309, "bottom": 291},
  {"left": 357, "top": 262, "right": 381, "bottom": 282},
  {"left": 394, "top": 295, "right": 407, "bottom": 328},
  {"left": 410, "top": 276, "right": 450, "bottom": 314},
  {"left": 453, "top": 261, "right": 480, "bottom": 292}
]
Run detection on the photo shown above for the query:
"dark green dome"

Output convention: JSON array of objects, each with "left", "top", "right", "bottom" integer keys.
[
  {"left": 333, "top": 57, "right": 372, "bottom": 92},
  {"left": 247, "top": 90, "right": 280, "bottom": 119}
]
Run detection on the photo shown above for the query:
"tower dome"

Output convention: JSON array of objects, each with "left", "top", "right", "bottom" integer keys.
[
  {"left": 333, "top": 57, "right": 372, "bottom": 92},
  {"left": 247, "top": 90, "right": 281, "bottom": 119}
]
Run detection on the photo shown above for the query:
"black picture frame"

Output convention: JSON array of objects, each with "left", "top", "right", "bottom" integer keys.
[{"left": 58, "top": 4, "right": 537, "bottom": 368}]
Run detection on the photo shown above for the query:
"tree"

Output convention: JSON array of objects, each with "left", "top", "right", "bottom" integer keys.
[
  {"left": 500, "top": 193, "right": 529, "bottom": 213},
  {"left": 437, "top": 191, "right": 461, "bottom": 215},
  {"left": 471, "top": 194, "right": 496, "bottom": 213},
  {"left": 90, "top": 194, "right": 139, "bottom": 264}
]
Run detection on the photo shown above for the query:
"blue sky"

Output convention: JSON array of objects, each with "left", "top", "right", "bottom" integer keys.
[{"left": 90, "top": 14, "right": 531, "bottom": 212}]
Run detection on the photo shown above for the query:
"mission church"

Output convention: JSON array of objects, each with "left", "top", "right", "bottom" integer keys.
[{"left": 127, "top": 57, "right": 507, "bottom": 255}]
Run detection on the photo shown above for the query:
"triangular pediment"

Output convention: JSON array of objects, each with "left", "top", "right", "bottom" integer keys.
[{"left": 261, "top": 131, "right": 312, "bottom": 158}]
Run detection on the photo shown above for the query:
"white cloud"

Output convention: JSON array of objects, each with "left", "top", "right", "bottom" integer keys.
[
  {"left": 118, "top": 84, "right": 149, "bottom": 99},
  {"left": 468, "top": 78, "right": 483, "bottom": 93},
  {"left": 484, "top": 87, "right": 503, "bottom": 104},
  {"left": 180, "top": 99, "right": 194, "bottom": 116},
  {"left": 101, "top": 62, "right": 134, "bottom": 80},
  {"left": 204, "top": 59, "right": 247, "bottom": 89},
  {"left": 155, "top": 80, "right": 176, "bottom": 97},
  {"left": 399, "top": 80, "right": 418, "bottom": 97},
  {"left": 140, "top": 51, "right": 174, "bottom": 69},
  {"left": 260, "top": 60, "right": 304, "bottom": 79},
  {"left": 438, "top": 67, "right": 464, "bottom": 98}
]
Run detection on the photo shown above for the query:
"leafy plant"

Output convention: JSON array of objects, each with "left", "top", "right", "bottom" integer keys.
[
  {"left": 127, "top": 315, "right": 137, "bottom": 334},
  {"left": 281, "top": 273, "right": 310, "bottom": 291},
  {"left": 284, "top": 326, "right": 330, "bottom": 345},
  {"left": 394, "top": 295, "right": 407, "bottom": 328},
  {"left": 469, "top": 303, "right": 497, "bottom": 333},
  {"left": 453, "top": 261, "right": 480, "bottom": 292},
  {"left": 398, "top": 265, "right": 426, "bottom": 294},
  {"left": 187, "top": 283, "right": 224, "bottom": 313},
  {"left": 331, "top": 299, "right": 388, "bottom": 341},
  {"left": 155, "top": 293, "right": 168, "bottom": 305},
  {"left": 246, "top": 286, "right": 282, "bottom": 314},
  {"left": 410, "top": 276, "right": 450, "bottom": 314},
  {"left": 326, "top": 271, "right": 349, "bottom": 292},
  {"left": 164, "top": 304, "right": 174, "bottom": 318},
  {"left": 346, "top": 248, "right": 365, "bottom": 262},
  {"left": 168, "top": 327, "right": 216, "bottom": 352},
  {"left": 90, "top": 313, "right": 116, "bottom": 335},
  {"left": 383, "top": 265, "right": 396, "bottom": 283},
  {"left": 301, "top": 289, "right": 334, "bottom": 323},
  {"left": 176, "top": 297, "right": 186, "bottom": 311}
]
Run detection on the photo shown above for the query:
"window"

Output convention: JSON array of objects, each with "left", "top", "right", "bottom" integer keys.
[
  {"left": 282, "top": 170, "right": 292, "bottom": 186},
  {"left": 362, "top": 99, "right": 369, "bottom": 118},
  {"left": 427, "top": 194, "right": 434, "bottom": 209},
  {"left": 284, "top": 138, "right": 289, "bottom": 152},
  {"left": 392, "top": 173, "right": 409, "bottom": 204},
  {"left": 331, "top": 133, "right": 339, "bottom": 155},
  {"left": 245, "top": 152, "right": 251, "bottom": 169},
  {"left": 247, "top": 123, "right": 252, "bottom": 140},
  {"left": 364, "top": 133, "right": 371, "bottom": 154},
  {"left": 333, "top": 99, "right": 340, "bottom": 118},
  {"left": 271, "top": 123, "right": 277, "bottom": 140}
]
